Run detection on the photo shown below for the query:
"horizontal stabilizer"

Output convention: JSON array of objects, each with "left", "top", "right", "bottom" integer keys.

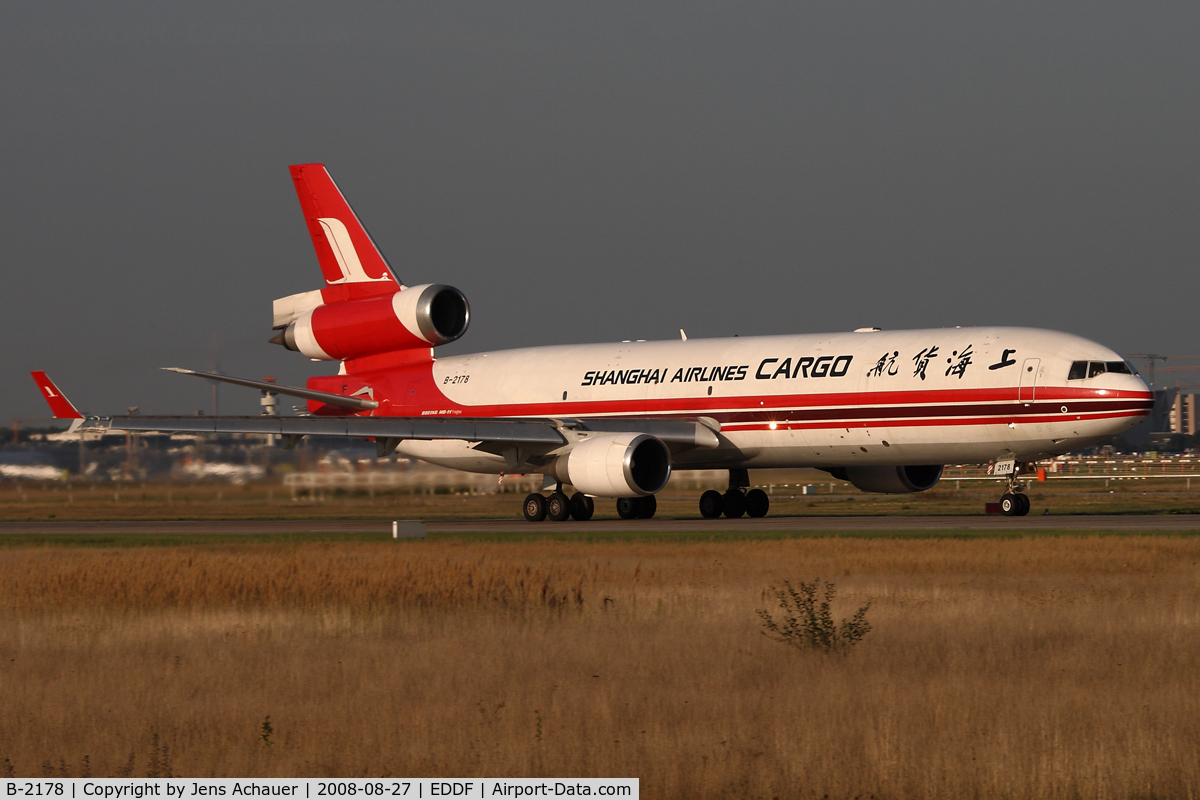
[{"left": 162, "top": 368, "right": 379, "bottom": 411}]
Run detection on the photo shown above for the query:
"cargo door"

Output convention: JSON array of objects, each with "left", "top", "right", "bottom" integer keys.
[{"left": 1018, "top": 358, "right": 1040, "bottom": 405}]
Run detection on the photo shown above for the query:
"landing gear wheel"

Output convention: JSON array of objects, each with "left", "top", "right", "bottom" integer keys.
[
  {"left": 569, "top": 492, "right": 594, "bottom": 521},
  {"left": 722, "top": 489, "right": 746, "bottom": 519},
  {"left": 699, "top": 490, "right": 724, "bottom": 519},
  {"left": 616, "top": 497, "right": 639, "bottom": 520},
  {"left": 745, "top": 488, "right": 770, "bottom": 518},
  {"left": 523, "top": 493, "right": 547, "bottom": 522},
  {"left": 617, "top": 496, "right": 657, "bottom": 519},
  {"left": 1016, "top": 493, "right": 1031, "bottom": 516},
  {"left": 1000, "top": 493, "right": 1020, "bottom": 516},
  {"left": 546, "top": 492, "right": 572, "bottom": 522},
  {"left": 638, "top": 494, "right": 657, "bottom": 519}
]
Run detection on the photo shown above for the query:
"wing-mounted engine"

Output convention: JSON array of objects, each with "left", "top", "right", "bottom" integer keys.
[
  {"left": 830, "top": 465, "right": 943, "bottom": 494},
  {"left": 271, "top": 283, "right": 470, "bottom": 362},
  {"left": 551, "top": 433, "right": 672, "bottom": 498}
]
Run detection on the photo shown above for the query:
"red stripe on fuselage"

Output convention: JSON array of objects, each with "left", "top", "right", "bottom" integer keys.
[
  {"left": 361, "top": 365, "right": 1153, "bottom": 427},
  {"left": 724, "top": 408, "right": 1149, "bottom": 432},
  {"left": 688, "top": 398, "right": 1151, "bottom": 427}
]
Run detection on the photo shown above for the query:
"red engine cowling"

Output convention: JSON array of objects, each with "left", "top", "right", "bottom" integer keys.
[{"left": 277, "top": 284, "right": 469, "bottom": 361}]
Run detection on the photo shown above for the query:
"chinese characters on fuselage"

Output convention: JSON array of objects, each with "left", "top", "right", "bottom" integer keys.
[
  {"left": 944, "top": 345, "right": 974, "bottom": 379},
  {"left": 867, "top": 351, "right": 900, "bottom": 378},
  {"left": 867, "top": 344, "right": 1008, "bottom": 382},
  {"left": 912, "top": 346, "right": 940, "bottom": 380}
]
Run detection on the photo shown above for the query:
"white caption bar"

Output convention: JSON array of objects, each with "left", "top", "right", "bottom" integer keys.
[{"left": 2, "top": 780, "right": 638, "bottom": 800}]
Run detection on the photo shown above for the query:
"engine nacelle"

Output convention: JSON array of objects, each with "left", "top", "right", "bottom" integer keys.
[
  {"left": 833, "top": 465, "right": 943, "bottom": 494},
  {"left": 559, "top": 433, "right": 671, "bottom": 498},
  {"left": 276, "top": 284, "right": 470, "bottom": 361}
]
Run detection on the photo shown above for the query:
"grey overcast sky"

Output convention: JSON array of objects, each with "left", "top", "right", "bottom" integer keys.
[{"left": 3, "top": 2, "right": 1198, "bottom": 421}]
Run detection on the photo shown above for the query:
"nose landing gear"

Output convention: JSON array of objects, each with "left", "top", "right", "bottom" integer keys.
[
  {"left": 1000, "top": 492, "right": 1030, "bottom": 516},
  {"left": 998, "top": 463, "right": 1032, "bottom": 516}
]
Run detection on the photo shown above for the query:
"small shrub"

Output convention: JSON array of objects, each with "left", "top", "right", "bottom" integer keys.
[
  {"left": 260, "top": 716, "right": 274, "bottom": 747},
  {"left": 116, "top": 751, "right": 135, "bottom": 778},
  {"left": 146, "top": 732, "right": 172, "bottom": 778},
  {"left": 757, "top": 579, "right": 872, "bottom": 652}
]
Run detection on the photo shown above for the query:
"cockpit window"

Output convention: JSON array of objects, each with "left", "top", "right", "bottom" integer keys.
[{"left": 1069, "top": 360, "right": 1135, "bottom": 380}]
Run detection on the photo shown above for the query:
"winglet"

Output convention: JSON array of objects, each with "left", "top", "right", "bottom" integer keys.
[{"left": 30, "top": 372, "right": 84, "bottom": 419}]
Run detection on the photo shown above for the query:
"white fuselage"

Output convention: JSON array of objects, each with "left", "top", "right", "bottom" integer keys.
[{"left": 395, "top": 327, "right": 1153, "bottom": 475}]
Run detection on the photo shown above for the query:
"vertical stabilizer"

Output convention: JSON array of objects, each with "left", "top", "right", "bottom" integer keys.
[
  {"left": 30, "top": 372, "right": 83, "bottom": 419},
  {"left": 290, "top": 164, "right": 401, "bottom": 289}
]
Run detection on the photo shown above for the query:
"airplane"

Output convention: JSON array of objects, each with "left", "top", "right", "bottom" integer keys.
[{"left": 32, "top": 164, "right": 1155, "bottom": 521}]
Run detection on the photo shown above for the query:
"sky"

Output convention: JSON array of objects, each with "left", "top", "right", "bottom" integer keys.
[{"left": 3, "top": 2, "right": 1198, "bottom": 422}]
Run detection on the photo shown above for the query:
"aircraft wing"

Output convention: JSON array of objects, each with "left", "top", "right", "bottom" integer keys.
[
  {"left": 81, "top": 414, "right": 566, "bottom": 455},
  {"left": 75, "top": 414, "right": 718, "bottom": 455},
  {"left": 32, "top": 372, "right": 720, "bottom": 457}
]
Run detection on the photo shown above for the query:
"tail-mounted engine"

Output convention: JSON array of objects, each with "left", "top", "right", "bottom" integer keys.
[
  {"left": 272, "top": 283, "right": 470, "bottom": 362},
  {"left": 830, "top": 464, "right": 943, "bottom": 494}
]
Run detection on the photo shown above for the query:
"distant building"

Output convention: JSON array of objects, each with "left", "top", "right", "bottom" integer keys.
[{"left": 1169, "top": 392, "right": 1196, "bottom": 436}]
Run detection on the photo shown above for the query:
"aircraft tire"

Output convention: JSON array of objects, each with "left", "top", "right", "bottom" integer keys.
[
  {"left": 570, "top": 492, "right": 595, "bottom": 521},
  {"left": 1016, "top": 494, "right": 1031, "bottom": 516},
  {"left": 547, "top": 491, "right": 572, "bottom": 522},
  {"left": 722, "top": 489, "right": 746, "bottom": 519},
  {"left": 616, "top": 497, "right": 640, "bottom": 520},
  {"left": 1000, "top": 493, "right": 1019, "bottom": 516},
  {"left": 746, "top": 488, "right": 770, "bottom": 518},
  {"left": 638, "top": 494, "right": 657, "bottom": 519},
  {"left": 523, "top": 493, "right": 547, "bottom": 522},
  {"left": 699, "top": 490, "right": 724, "bottom": 518}
]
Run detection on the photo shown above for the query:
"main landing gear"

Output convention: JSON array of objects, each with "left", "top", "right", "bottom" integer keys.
[
  {"left": 998, "top": 464, "right": 1031, "bottom": 517},
  {"left": 616, "top": 495, "right": 657, "bottom": 520},
  {"left": 523, "top": 485, "right": 595, "bottom": 522},
  {"left": 699, "top": 469, "right": 770, "bottom": 519},
  {"left": 521, "top": 488, "right": 660, "bottom": 522},
  {"left": 522, "top": 477, "right": 663, "bottom": 522}
]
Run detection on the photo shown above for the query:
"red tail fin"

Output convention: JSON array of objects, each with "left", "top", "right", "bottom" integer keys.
[
  {"left": 290, "top": 164, "right": 400, "bottom": 290},
  {"left": 30, "top": 372, "right": 83, "bottom": 419}
]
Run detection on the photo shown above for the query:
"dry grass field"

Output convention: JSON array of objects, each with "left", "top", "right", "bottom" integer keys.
[{"left": 1, "top": 535, "right": 1198, "bottom": 798}]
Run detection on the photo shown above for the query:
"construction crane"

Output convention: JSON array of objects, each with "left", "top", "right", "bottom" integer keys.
[
  {"left": 10, "top": 418, "right": 41, "bottom": 445},
  {"left": 1126, "top": 355, "right": 1200, "bottom": 390}
]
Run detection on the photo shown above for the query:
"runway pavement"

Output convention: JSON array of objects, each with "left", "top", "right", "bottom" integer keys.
[
  {"left": 3, "top": 514, "right": 1200, "bottom": 536},
  {"left": 431, "top": 514, "right": 1200, "bottom": 532}
]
